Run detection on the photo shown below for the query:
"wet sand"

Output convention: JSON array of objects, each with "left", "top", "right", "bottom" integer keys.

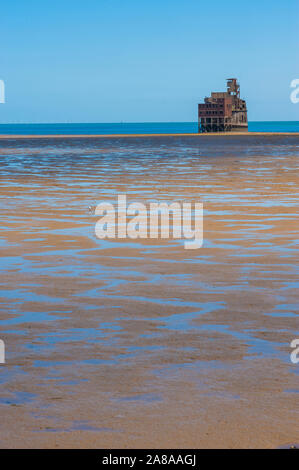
[
  {"left": 0, "top": 132, "right": 298, "bottom": 140},
  {"left": 0, "top": 135, "right": 298, "bottom": 448}
]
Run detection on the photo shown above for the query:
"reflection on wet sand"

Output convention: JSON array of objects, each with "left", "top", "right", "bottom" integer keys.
[{"left": 0, "top": 135, "right": 298, "bottom": 448}]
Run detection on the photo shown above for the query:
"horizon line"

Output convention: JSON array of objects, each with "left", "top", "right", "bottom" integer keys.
[{"left": 0, "top": 120, "right": 298, "bottom": 125}]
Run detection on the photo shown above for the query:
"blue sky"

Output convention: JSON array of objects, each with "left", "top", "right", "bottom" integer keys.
[{"left": 0, "top": 0, "right": 298, "bottom": 122}]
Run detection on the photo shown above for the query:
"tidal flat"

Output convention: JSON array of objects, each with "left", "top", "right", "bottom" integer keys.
[{"left": 0, "top": 134, "right": 298, "bottom": 448}]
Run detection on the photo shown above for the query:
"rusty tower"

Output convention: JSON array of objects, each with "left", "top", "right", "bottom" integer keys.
[{"left": 198, "top": 78, "right": 248, "bottom": 133}]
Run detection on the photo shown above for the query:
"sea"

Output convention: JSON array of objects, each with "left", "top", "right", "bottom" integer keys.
[{"left": 0, "top": 121, "right": 298, "bottom": 134}]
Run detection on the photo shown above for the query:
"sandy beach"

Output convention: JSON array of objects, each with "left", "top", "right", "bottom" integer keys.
[{"left": 0, "top": 134, "right": 298, "bottom": 448}]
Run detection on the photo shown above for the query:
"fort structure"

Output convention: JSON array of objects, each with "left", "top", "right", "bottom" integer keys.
[{"left": 198, "top": 78, "right": 248, "bottom": 133}]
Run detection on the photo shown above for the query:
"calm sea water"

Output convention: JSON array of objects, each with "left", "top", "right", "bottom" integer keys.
[{"left": 0, "top": 121, "right": 298, "bottom": 135}]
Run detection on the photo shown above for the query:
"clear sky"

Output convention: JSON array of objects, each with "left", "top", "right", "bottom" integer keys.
[{"left": 1, "top": 0, "right": 298, "bottom": 123}]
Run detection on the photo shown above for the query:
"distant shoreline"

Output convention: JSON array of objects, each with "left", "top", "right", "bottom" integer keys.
[{"left": 0, "top": 132, "right": 299, "bottom": 139}]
